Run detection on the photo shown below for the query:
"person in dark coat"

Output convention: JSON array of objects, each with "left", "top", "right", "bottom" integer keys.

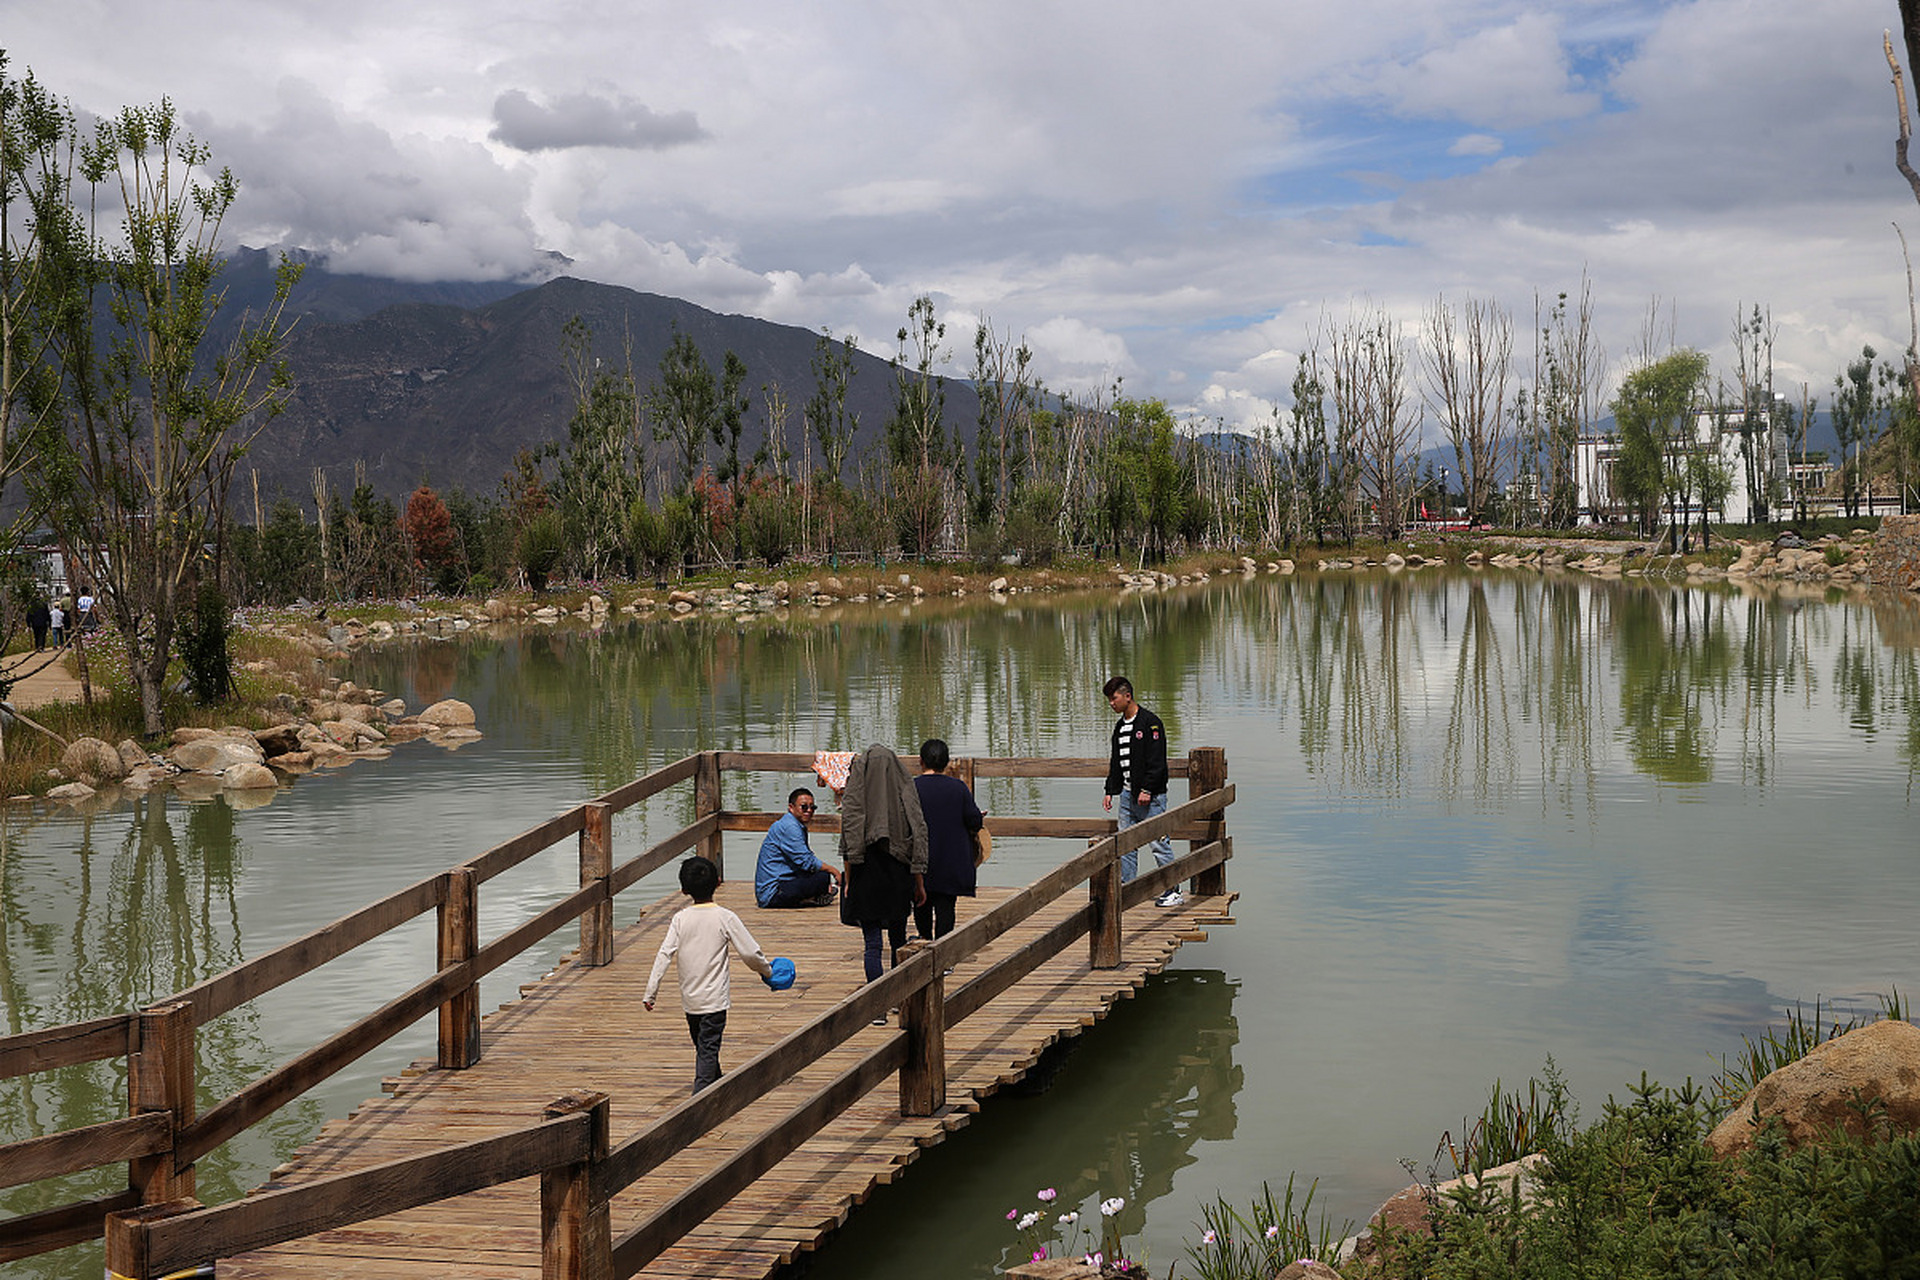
[
  {"left": 839, "top": 743, "right": 928, "bottom": 990},
  {"left": 25, "top": 598, "right": 50, "bottom": 651},
  {"left": 911, "top": 739, "right": 984, "bottom": 941}
]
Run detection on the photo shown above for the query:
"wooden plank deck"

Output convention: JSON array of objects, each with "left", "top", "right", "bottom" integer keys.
[{"left": 219, "top": 879, "right": 1236, "bottom": 1279}]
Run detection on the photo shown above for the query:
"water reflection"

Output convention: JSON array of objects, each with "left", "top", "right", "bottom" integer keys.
[
  {"left": 811, "top": 970, "right": 1240, "bottom": 1279},
  {"left": 0, "top": 798, "right": 324, "bottom": 1280},
  {"left": 3, "top": 571, "right": 1917, "bottom": 1280}
]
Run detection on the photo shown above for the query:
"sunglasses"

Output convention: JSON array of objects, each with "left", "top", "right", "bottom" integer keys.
[{"left": 796, "top": 801, "right": 817, "bottom": 811}]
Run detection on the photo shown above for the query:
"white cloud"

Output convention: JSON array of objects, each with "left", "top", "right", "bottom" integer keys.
[
  {"left": 3, "top": 0, "right": 1913, "bottom": 433},
  {"left": 1375, "top": 12, "right": 1601, "bottom": 128},
  {"left": 1449, "top": 133, "right": 1505, "bottom": 157}
]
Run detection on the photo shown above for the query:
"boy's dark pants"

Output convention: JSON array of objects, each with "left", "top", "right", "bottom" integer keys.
[{"left": 687, "top": 1010, "right": 727, "bottom": 1092}]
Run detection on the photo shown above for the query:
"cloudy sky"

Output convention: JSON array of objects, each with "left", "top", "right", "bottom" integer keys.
[{"left": 5, "top": 0, "right": 1915, "bottom": 430}]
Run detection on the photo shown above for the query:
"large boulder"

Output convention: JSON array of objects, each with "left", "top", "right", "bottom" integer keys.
[
  {"left": 1706, "top": 1019, "right": 1920, "bottom": 1156},
  {"left": 252, "top": 724, "right": 303, "bottom": 757},
  {"left": 171, "top": 736, "right": 264, "bottom": 774},
  {"left": 321, "top": 720, "right": 371, "bottom": 748},
  {"left": 418, "top": 699, "right": 476, "bottom": 728},
  {"left": 61, "top": 738, "right": 128, "bottom": 786},
  {"left": 115, "top": 739, "right": 150, "bottom": 773},
  {"left": 221, "top": 763, "right": 279, "bottom": 790},
  {"left": 1275, "top": 1263, "right": 1344, "bottom": 1280}
]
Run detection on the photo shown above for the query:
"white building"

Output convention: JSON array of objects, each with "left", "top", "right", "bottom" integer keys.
[{"left": 1573, "top": 400, "right": 1790, "bottom": 527}]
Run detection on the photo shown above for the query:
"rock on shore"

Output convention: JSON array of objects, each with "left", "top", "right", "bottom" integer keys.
[{"left": 40, "top": 682, "right": 483, "bottom": 810}]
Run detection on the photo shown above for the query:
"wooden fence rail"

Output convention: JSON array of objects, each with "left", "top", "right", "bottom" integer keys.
[{"left": 2, "top": 748, "right": 1230, "bottom": 1277}]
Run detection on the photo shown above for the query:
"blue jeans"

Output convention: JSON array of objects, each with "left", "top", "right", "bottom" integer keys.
[{"left": 1117, "top": 791, "right": 1173, "bottom": 883}]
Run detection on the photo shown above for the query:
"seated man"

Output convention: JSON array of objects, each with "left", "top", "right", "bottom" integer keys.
[{"left": 755, "top": 787, "right": 842, "bottom": 908}]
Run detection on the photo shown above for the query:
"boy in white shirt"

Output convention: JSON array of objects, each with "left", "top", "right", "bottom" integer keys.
[{"left": 644, "top": 856, "right": 775, "bottom": 1092}]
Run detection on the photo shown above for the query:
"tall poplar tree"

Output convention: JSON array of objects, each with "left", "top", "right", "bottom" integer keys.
[{"left": 28, "top": 97, "right": 303, "bottom": 734}]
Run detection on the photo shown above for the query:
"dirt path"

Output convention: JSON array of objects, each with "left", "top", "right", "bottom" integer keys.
[{"left": 4, "top": 649, "right": 86, "bottom": 710}]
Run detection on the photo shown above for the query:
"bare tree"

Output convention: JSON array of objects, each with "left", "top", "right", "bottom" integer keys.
[
  {"left": 971, "top": 314, "right": 1037, "bottom": 534},
  {"left": 1728, "top": 303, "right": 1779, "bottom": 523},
  {"left": 1422, "top": 294, "right": 1513, "bottom": 525},
  {"left": 1531, "top": 278, "right": 1608, "bottom": 526},
  {"left": 1330, "top": 306, "right": 1422, "bottom": 540}
]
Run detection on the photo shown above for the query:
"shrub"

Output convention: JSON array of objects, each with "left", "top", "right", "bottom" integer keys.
[{"left": 176, "top": 582, "right": 234, "bottom": 705}]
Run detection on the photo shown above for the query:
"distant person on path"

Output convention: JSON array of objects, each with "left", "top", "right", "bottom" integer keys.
[
  {"left": 25, "top": 598, "right": 50, "bottom": 651},
  {"left": 840, "top": 743, "right": 927, "bottom": 999},
  {"left": 76, "top": 592, "right": 94, "bottom": 632},
  {"left": 912, "top": 739, "right": 984, "bottom": 942},
  {"left": 755, "top": 787, "right": 841, "bottom": 908},
  {"left": 643, "top": 855, "right": 776, "bottom": 1093},
  {"left": 48, "top": 601, "right": 65, "bottom": 647},
  {"left": 1102, "top": 675, "right": 1179, "bottom": 904}
]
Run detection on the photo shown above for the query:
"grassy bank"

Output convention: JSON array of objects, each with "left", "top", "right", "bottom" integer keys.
[
  {"left": 1177, "top": 998, "right": 1916, "bottom": 1280},
  {"left": 1, "top": 627, "right": 321, "bottom": 799}
]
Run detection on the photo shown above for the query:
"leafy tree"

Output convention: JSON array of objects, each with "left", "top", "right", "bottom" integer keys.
[
  {"left": 403, "top": 483, "right": 459, "bottom": 591},
  {"left": 648, "top": 326, "right": 718, "bottom": 496},
  {"left": 1831, "top": 345, "right": 1881, "bottom": 519},
  {"left": 710, "top": 350, "right": 754, "bottom": 564},
  {"left": 0, "top": 56, "right": 70, "bottom": 547},
  {"left": 253, "top": 497, "right": 321, "bottom": 601},
  {"left": 1282, "top": 352, "right": 1339, "bottom": 545},
  {"left": 518, "top": 507, "right": 565, "bottom": 592},
  {"left": 1612, "top": 350, "right": 1707, "bottom": 536},
  {"left": 887, "top": 295, "right": 953, "bottom": 555},
  {"left": 556, "top": 316, "right": 642, "bottom": 578},
  {"left": 804, "top": 329, "right": 859, "bottom": 487},
  {"left": 27, "top": 98, "right": 303, "bottom": 734},
  {"left": 176, "top": 581, "right": 233, "bottom": 704}
]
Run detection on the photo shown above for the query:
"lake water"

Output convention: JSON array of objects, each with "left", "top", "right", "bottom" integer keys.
[{"left": 4, "top": 569, "right": 1918, "bottom": 1279}]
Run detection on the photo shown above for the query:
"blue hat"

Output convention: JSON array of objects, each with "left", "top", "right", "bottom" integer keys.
[{"left": 768, "top": 957, "right": 796, "bottom": 991}]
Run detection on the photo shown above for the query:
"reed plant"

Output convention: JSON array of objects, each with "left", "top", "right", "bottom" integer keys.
[
  {"left": 1708, "top": 990, "right": 1907, "bottom": 1118},
  {"left": 1434, "top": 1060, "right": 1575, "bottom": 1177},
  {"left": 1182, "top": 1175, "right": 1353, "bottom": 1279}
]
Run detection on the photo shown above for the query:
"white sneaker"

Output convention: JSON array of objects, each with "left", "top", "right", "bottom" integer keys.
[{"left": 1154, "top": 889, "right": 1186, "bottom": 908}]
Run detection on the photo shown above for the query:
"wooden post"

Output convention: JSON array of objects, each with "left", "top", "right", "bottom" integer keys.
[
  {"left": 694, "top": 752, "right": 724, "bottom": 878},
  {"left": 104, "top": 1198, "right": 202, "bottom": 1280},
  {"left": 1187, "top": 746, "right": 1229, "bottom": 898},
  {"left": 541, "top": 1090, "right": 612, "bottom": 1280},
  {"left": 1089, "top": 837, "right": 1122, "bottom": 969},
  {"left": 128, "top": 1001, "right": 195, "bottom": 1205},
  {"left": 895, "top": 945, "right": 946, "bottom": 1116},
  {"left": 438, "top": 866, "right": 481, "bottom": 1069},
  {"left": 579, "top": 802, "right": 613, "bottom": 967},
  {"left": 954, "top": 756, "right": 976, "bottom": 795}
]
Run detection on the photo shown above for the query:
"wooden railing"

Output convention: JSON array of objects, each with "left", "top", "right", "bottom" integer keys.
[{"left": 0, "top": 747, "right": 1231, "bottom": 1277}]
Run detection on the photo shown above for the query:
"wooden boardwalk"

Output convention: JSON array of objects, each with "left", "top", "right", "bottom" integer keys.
[{"left": 220, "top": 880, "right": 1234, "bottom": 1279}]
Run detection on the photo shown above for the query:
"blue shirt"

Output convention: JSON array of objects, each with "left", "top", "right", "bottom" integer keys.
[{"left": 755, "top": 813, "right": 823, "bottom": 907}]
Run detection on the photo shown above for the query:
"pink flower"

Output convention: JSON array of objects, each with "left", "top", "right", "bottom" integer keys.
[
  {"left": 1038, "top": 1187, "right": 1058, "bottom": 1203},
  {"left": 1007, "top": 1209, "right": 1018, "bottom": 1221},
  {"left": 1032, "top": 1249, "right": 1046, "bottom": 1261}
]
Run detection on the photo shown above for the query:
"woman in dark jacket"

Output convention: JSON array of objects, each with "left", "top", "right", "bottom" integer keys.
[
  {"left": 911, "top": 739, "right": 984, "bottom": 941},
  {"left": 839, "top": 743, "right": 928, "bottom": 984}
]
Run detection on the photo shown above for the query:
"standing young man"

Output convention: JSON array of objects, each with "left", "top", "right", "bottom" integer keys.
[{"left": 1102, "top": 675, "right": 1179, "bottom": 904}]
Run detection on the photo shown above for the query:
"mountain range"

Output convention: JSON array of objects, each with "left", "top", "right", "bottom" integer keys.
[{"left": 216, "top": 251, "right": 983, "bottom": 510}]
